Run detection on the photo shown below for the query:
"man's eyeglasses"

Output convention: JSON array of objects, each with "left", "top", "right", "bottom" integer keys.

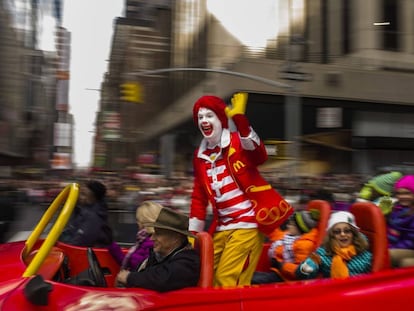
[{"left": 332, "top": 228, "right": 353, "bottom": 236}]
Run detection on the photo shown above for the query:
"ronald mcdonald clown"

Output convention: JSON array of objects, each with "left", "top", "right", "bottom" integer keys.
[{"left": 189, "top": 92, "right": 293, "bottom": 287}]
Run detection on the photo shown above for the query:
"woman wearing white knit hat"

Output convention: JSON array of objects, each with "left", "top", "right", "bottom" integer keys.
[{"left": 296, "top": 211, "right": 372, "bottom": 279}]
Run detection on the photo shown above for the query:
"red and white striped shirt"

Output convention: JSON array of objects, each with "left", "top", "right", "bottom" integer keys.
[{"left": 202, "top": 146, "right": 257, "bottom": 231}]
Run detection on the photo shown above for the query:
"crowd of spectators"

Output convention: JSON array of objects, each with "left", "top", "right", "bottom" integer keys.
[
  {"left": 0, "top": 170, "right": 404, "bottom": 244},
  {"left": 0, "top": 172, "right": 384, "bottom": 213}
]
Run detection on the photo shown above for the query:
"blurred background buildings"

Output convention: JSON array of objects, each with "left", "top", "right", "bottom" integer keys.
[
  {"left": 96, "top": 0, "right": 414, "bottom": 178},
  {"left": 0, "top": 0, "right": 72, "bottom": 178},
  {"left": 1, "top": 0, "right": 414, "bottom": 179}
]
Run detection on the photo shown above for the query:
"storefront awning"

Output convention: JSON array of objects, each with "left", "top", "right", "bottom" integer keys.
[
  {"left": 259, "top": 159, "right": 331, "bottom": 176},
  {"left": 300, "top": 130, "right": 354, "bottom": 151}
]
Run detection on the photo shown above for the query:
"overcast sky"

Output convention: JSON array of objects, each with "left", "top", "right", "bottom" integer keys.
[{"left": 62, "top": 0, "right": 123, "bottom": 168}]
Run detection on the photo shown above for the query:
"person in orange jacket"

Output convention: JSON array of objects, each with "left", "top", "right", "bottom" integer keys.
[{"left": 252, "top": 210, "right": 320, "bottom": 283}]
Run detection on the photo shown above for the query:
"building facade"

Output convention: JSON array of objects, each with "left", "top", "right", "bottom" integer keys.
[
  {"left": 96, "top": 0, "right": 414, "bottom": 177},
  {"left": 0, "top": 0, "right": 74, "bottom": 177}
]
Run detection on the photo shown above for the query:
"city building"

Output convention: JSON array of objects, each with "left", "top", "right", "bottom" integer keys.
[
  {"left": 0, "top": 0, "right": 74, "bottom": 177},
  {"left": 96, "top": 0, "right": 414, "bottom": 177}
]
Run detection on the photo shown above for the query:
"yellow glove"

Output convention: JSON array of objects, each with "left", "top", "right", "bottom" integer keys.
[
  {"left": 225, "top": 92, "right": 248, "bottom": 118},
  {"left": 378, "top": 196, "right": 393, "bottom": 215}
]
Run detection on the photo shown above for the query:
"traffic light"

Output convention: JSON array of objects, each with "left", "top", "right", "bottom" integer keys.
[{"left": 120, "top": 82, "right": 143, "bottom": 103}]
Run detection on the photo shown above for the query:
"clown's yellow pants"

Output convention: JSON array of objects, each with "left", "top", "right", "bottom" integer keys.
[{"left": 213, "top": 228, "right": 264, "bottom": 287}]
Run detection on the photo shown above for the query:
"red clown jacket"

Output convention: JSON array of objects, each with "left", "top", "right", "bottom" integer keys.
[{"left": 190, "top": 130, "right": 293, "bottom": 235}]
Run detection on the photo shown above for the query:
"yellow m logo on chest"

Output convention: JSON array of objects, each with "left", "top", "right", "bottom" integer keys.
[{"left": 233, "top": 160, "right": 246, "bottom": 172}]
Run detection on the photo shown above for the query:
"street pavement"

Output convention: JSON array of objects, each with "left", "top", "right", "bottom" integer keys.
[{"left": 6, "top": 203, "right": 47, "bottom": 242}]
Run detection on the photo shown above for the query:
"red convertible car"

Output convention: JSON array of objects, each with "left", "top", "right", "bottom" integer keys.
[{"left": 0, "top": 183, "right": 413, "bottom": 310}]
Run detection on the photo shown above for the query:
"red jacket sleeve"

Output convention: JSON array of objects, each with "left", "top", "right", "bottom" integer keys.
[{"left": 189, "top": 153, "right": 210, "bottom": 232}]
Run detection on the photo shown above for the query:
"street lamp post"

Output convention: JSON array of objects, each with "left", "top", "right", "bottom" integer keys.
[
  {"left": 131, "top": 67, "right": 292, "bottom": 90},
  {"left": 283, "top": 0, "right": 307, "bottom": 186},
  {"left": 283, "top": 37, "right": 306, "bottom": 186}
]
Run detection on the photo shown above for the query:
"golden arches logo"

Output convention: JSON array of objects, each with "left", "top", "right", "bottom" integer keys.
[
  {"left": 255, "top": 200, "right": 292, "bottom": 225},
  {"left": 233, "top": 160, "right": 245, "bottom": 172}
]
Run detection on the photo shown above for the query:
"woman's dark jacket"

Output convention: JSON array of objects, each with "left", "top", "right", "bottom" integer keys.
[{"left": 60, "top": 200, "right": 112, "bottom": 247}]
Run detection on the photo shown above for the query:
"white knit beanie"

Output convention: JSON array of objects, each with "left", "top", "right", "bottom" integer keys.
[{"left": 327, "top": 211, "right": 359, "bottom": 231}]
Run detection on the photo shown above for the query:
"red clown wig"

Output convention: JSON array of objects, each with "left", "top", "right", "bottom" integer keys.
[{"left": 193, "top": 95, "right": 229, "bottom": 129}]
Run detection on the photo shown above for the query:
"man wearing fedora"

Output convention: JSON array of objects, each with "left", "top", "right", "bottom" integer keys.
[{"left": 116, "top": 203, "right": 200, "bottom": 292}]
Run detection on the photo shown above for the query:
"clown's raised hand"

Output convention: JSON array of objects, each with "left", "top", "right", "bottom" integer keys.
[
  {"left": 224, "top": 92, "right": 251, "bottom": 137},
  {"left": 225, "top": 92, "right": 248, "bottom": 118}
]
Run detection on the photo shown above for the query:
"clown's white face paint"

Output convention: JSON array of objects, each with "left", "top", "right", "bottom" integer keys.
[{"left": 198, "top": 107, "right": 222, "bottom": 147}]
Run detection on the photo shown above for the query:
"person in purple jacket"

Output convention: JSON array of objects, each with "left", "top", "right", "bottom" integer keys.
[
  {"left": 116, "top": 204, "right": 200, "bottom": 292},
  {"left": 387, "top": 175, "right": 414, "bottom": 267},
  {"left": 107, "top": 201, "right": 158, "bottom": 270}
]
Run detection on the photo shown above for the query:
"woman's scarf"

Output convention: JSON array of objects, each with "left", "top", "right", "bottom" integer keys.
[
  {"left": 330, "top": 245, "right": 356, "bottom": 278},
  {"left": 121, "top": 228, "right": 150, "bottom": 269}
]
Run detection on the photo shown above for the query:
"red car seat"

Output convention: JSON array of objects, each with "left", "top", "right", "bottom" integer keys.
[
  {"left": 255, "top": 200, "right": 331, "bottom": 272},
  {"left": 350, "top": 202, "right": 390, "bottom": 272},
  {"left": 307, "top": 199, "right": 331, "bottom": 247},
  {"left": 194, "top": 231, "right": 214, "bottom": 287}
]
